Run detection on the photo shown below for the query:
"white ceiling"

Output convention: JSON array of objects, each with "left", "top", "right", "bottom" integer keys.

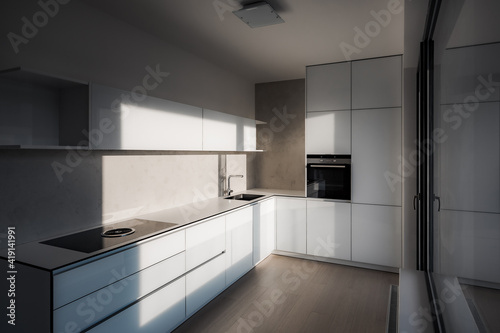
[{"left": 80, "top": 0, "right": 404, "bottom": 83}]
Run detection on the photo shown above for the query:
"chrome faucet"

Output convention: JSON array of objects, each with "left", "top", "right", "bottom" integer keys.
[{"left": 227, "top": 175, "right": 244, "bottom": 196}]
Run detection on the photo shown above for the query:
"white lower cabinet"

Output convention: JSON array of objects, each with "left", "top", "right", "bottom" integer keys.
[
  {"left": 186, "top": 254, "right": 226, "bottom": 317},
  {"left": 276, "top": 197, "right": 307, "bottom": 254},
  {"left": 226, "top": 206, "right": 254, "bottom": 286},
  {"left": 306, "top": 200, "right": 351, "bottom": 260},
  {"left": 253, "top": 198, "right": 276, "bottom": 265},
  {"left": 87, "top": 277, "right": 186, "bottom": 333},
  {"left": 351, "top": 204, "right": 401, "bottom": 268},
  {"left": 186, "top": 215, "right": 226, "bottom": 271},
  {"left": 54, "top": 252, "right": 186, "bottom": 332}
]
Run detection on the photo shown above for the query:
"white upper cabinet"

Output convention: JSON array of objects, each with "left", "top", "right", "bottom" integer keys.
[
  {"left": 307, "top": 62, "right": 351, "bottom": 111},
  {"left": 202, "top": 109, "right": 256, "bottom": 151},
  {"left": 306, "top": 110, "right": 351, "bottom": 154},
  {"left": 352, "top": 108, "right": 402, "bottom": 206},
  {"left": 91, "top": 84, "right": 203, "bottom": 150},
  {"left": 306, "top": 200, "right": 351, "bottom": 260},
  {"left": 352, "top": 56, "right": 402, "bottom": 109}
]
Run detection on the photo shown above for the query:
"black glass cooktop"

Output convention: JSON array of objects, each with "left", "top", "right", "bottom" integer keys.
[{"left": 41, "top": 219, "right": 177, "bottom": 253}]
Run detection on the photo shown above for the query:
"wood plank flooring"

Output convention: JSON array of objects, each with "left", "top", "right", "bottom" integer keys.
[{"left": 173, "top": 255, "right": 398, "bottom": 333}]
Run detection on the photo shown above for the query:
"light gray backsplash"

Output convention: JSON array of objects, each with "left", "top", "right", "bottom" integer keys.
[
  {"left": 0, "top": 151, "right": 248, "bottom": 246},
  {"left": 254, "top": 79, "right": 305, "bottom": 191}
]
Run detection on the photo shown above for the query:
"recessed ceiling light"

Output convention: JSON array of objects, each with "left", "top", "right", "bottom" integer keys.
[{"left": 233, "top": 1, "right": 284, "bottom": 28}]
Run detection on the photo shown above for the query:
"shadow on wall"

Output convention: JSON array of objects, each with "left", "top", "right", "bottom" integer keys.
[{"left": 254, "top": 79, "right": 305, "bottom": 191}]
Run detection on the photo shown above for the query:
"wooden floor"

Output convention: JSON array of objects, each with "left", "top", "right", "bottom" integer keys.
[{"left": 174, "top": 255, "right": 399, "bottom": 333}]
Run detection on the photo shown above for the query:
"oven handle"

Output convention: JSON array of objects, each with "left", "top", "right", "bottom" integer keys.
[{"left": 309, "top": 164, "right": 346, "bottom": 168}]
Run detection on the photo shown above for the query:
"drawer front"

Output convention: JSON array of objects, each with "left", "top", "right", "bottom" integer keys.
[
  {"left": 54, "top": 252, "right": 185, "bottom": 333},
  {"left": 87, "top": 276, "right": 186, "bottom": 333},
  {"left": 186, "top": 254, "right": 226, "bottom": 317},
  {"left": 53, "top": 229, "right": 185, "bottom": 309},
  {"left": 186, "top": 216, "right": 226, "bottom": 271}
]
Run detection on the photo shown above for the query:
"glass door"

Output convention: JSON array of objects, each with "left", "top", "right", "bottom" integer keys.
[{"left": 421, "top": 0, "right": 500, "bottom": 331}]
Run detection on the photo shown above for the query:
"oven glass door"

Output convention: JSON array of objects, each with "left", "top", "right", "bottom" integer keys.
[{"left": 307, "top": 164, "right": 351, "bottom": 200}]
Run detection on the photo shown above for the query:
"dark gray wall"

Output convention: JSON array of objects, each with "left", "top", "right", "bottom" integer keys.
[{"left": 254, "top": 79, "right": 305, "bottom": 191}]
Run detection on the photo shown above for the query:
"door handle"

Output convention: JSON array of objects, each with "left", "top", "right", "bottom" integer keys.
[
  {"left": 413, "top": 194, "right": 419, "bottom": 210},
  {"left": 434, "top": 195, "right": 441, "bottom": 212}
]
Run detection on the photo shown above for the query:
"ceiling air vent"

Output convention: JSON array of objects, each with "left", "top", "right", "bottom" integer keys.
[{"left": 233, "top": 1, "right": 284, "bottom": 28}]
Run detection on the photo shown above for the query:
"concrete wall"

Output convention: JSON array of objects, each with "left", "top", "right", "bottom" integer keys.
[
  {"left": 0, "top": 0, "right": 253, "bottom": 245},
  {"left": 254, "top": 79, "right": 305, "bottom": 191}
]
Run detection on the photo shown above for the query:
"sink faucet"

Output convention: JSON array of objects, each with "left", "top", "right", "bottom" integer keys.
[{"left": 227, "top": 175, "right": 244, "bottom": 196}]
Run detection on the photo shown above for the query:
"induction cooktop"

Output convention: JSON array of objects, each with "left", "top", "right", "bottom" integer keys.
[{"left": 41, "top": 219, "right": 177, "bottom": 253}]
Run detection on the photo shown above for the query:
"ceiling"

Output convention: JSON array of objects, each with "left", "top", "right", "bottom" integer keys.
[{"left": 80, "top": 0, "right": 404, "bottom": 83}]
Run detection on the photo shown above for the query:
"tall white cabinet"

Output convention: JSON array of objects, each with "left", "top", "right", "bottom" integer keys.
[
  {"left": 306, "top": 62, "right": 352, "bottom": 154},
  {"left": 305, "top": 55, "right": 402, "bottom": 268}
]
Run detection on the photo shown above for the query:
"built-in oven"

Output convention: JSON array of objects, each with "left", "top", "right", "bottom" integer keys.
[{"left": 306, "top": 154, "right": 351, "bottom": 200}]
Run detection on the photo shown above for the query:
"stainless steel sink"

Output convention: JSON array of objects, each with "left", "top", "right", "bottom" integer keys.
[{"left": 224, "top": 194, "right": 265, "bottom": 201}]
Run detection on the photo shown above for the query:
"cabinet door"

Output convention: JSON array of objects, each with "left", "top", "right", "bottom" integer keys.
[
  {"left": 186, "top": 254, "right": 226, "bottom": 317},
  {"left": 276, "top": 197, "right": 307, "bottom": 254},
  {"left": 352, "top": 56, "right": 402, "bottom": 109},
  {"left": 438, "top": 102, "right": 500, "bottom": 213},
  {"left": 53, "top": 230, "right": 185, "bottom": 309},
  {"left": 351, "top": 204, "right": 401, "bottom": 268},
  {"left": 91, "top": 84, "right": 203, "bottom": 150},
  {"left": 253, "top": 198, "right": 276, "bottom": 265},
  {"left": 306, "top": 110, "right": 351, "bottom": 154},
  {"left": 226, "top": 206, "right": 254, "bottom": 285},
  {"left": 306, "top": 200, "right": 351, "bottom": 260},
  {"left": 186, "top": 216, "right": 226, "bottom": 271},
  {"left": 54, "top": 252, "right": 185, "bottom": 332},
  {"left": 307, "top": 62, "right": 351, "bottom": 111},
  {"left": 202, "top": 109, "right": 256, "bottom": 151},
  {"left": 352, "top": 108, "right": 401, "bottom": 206},
  {"left": 87, "top": 277, "right": 186, "bottom": 333}
]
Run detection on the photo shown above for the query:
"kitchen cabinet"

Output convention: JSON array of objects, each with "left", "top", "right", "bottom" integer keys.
[
  {"left": 276, "top": 197, "right": 307, "bottom": 254},
  {"left": 0, "top": 67, "right": 89, "bottom": 148},
  {"left": 253, "top": 198, "right": 276, "bottom": 265},
  {"left": 438, "top": 210, "right": 500, "bottom": 284},
  {"left": 306, "top": 62, "right": 351, "bottom": 112},
  {"left": 53, "top": 229, "right": 185, "bottom": 310},
  {"left": 87, "top": 276, "right": 186, "bottom": 333},
  {"left": 441, "top": 43, "right": 500, "bottom": 104},
  {"left": 226, "top": 206, "right": 254, "bottom": 285},
  {"left": 54, "top": 252, "right": 186, "bottom": 332},
  {"left": 351, "top": 204, "right": 401, "bottom": 268},
  {"left": 352, "top": 108, "right": 402, "bottom": 206},
  {"left": 352, "top": 55, "right": 402, "bottom": 109},
  {"left": 202, "top": 108, "right": 256, "bottom": 151},
  {"left": 438, "top": 102, "right": 500, "bottom": 213},
  {"left": 306, "top": 110, "right": 351, "bottom": 154},
  {"left": 186, "top": 254, "right": 226, "bottom": 317},
  {"left": 306, "top": 200, "right": 351, "bottom": 260},
  {"left": 186, "top": 215, "right": 226, "bottom": 271},
  {"left": 90, "top": 84, "right": 203, "bottom": 150}
]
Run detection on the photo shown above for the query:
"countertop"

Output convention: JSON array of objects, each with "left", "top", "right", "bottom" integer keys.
[{"left": 3, "top": 188, "right": 304, "bottom": 272}]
